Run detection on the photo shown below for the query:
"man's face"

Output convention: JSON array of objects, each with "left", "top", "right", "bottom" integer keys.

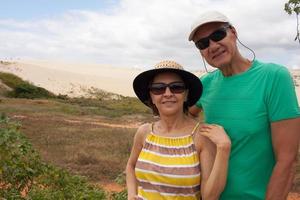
[{"left": 192, "top": 22, "right": 237, "bottom": 69}]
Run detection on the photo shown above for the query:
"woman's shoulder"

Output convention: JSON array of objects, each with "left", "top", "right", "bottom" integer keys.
[
  {"left": 134, "top": 123, "right": 152, "bottom": 141},
  {"left": 137, "top": 122, "right": 152, "bottom": 133}
]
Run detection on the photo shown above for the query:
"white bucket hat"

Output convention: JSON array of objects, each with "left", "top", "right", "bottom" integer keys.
[{"left": 188, "top": 11, "right": 230, "bottom": 41}]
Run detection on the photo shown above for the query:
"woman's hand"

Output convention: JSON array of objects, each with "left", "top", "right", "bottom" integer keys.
[{"left": 199, "top": 124, "right": 231, "bottom": 149}]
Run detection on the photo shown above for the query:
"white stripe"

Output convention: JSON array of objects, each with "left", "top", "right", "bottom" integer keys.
[
  {"left": 138, "top": 179, "right": 200, "bottom": 189},
  {"left": 136, "top": 168, "right": 200, "bottom": 178},
  {"left": 145, "top": 140, "right": 193, "bottom": 148},
  {"left": 137, "top": 158, "right": 200, "bottom": 168},
  {"left": 142, "top": 149, "right": 197, "bottom": 158},
  {"left": 142, "top": 188, "right": 199, "bottom": 197}
]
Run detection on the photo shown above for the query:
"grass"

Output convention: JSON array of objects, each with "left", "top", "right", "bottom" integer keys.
[{"left": 0, "top": 97, "right": 150, "bottom": 185}]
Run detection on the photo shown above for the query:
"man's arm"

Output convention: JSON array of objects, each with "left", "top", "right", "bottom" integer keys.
[
  {"left": 188, "top": 105, "right": 202, "bottom": 118},
  {"left": 266, "top": 117, "right": 300, "bottom": 200}
]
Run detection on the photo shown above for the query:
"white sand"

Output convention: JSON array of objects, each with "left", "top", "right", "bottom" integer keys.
[
  {"left": 0, "top": 60, "right": 141, "bottom": 97},
  {"left": 0, "top": 60, "right": 299, "bottom": 102}
]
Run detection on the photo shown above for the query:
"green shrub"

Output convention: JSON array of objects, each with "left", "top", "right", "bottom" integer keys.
[
  {"left": 0, "top": 72, "right": 25, "bottom": 88},
  {"left": 0, "top": 72, "right": 55, "bottom": 99},
  {"left": 111, "top": 190, "right": 127, "bottom": 200},
  {"left": 10, "top": 83, "right": 54, "bottom": 99}
]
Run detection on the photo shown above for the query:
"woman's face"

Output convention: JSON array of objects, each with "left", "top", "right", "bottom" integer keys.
[{"left": 149, "top": 72, "right": 187, "bottom": 116}]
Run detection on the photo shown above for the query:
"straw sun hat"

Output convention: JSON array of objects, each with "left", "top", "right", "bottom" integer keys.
[{"left": 133, "top": 60, "right": 203, "bottom": 107}]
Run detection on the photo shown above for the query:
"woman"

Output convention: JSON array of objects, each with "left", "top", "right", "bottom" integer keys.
[{"left": 126, "top": 60, "right": 231, "bottom": 200}]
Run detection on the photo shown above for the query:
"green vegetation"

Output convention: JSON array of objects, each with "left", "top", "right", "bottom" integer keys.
[
  {"left": 0, "top": 114, "right": 107, "bottom": 199},
  {"left": 0, "top": 72, "right": 55, "bottom": 99},
  {"left": 63, "top": 96, "right": 150, "bottom": 117},
  {"left": 0, "top": 72, "right": 151, "bottom": 118},
  {"left": 284, "top": 0, "right": 300, "bottom": 43}
]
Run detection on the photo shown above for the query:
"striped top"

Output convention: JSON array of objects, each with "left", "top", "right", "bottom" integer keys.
[{"left": 135, "top": 123, "right": 201, "bottom": 200}]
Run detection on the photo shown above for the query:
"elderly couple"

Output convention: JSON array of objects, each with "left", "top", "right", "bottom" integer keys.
[{"left": 126, "top": 11, "right": 300, "bottom": 200}]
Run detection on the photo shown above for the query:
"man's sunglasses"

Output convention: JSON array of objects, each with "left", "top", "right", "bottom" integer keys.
[
  {"left": 195, "top": 25, "right": 231, "bottom": 50},
  {"left": 149, "top": 82, "right": 186, "bottom": 95}
]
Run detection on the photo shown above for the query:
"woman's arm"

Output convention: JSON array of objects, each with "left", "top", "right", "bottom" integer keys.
[
  {"left": 125, "top": 124, "right": 148, "bottom": 200},
  {"left": 196, "top": 124, "right": 231, "bottom": 200}
]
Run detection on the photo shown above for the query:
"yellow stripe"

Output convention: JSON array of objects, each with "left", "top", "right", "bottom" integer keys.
[
  {"left": 139, "top": 151, "right": 199, "bottom": 166},
  {"left": 147, "top": 134, "right": 193, "bottom": 146},
  {"left": 136, "top": 170, "right": 200, "bottom": 186},
  {"left": 138, "top": 187, "right": 200, "bottom": 200}
]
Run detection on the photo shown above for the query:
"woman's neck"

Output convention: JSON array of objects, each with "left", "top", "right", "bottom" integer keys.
[{"left": 157, "top": 113, "right": 189, "bottom": 134}]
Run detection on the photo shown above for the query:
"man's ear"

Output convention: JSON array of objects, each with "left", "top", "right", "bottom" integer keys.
[{"left": 230, "top": 26, "right": 238, "bottom": 38}]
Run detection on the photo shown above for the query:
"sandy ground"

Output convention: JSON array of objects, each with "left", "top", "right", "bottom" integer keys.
[{"left": 0, "top": 60, "right": 299, "bottom": 101}]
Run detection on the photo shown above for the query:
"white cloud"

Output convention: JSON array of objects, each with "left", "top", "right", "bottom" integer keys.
[{"left": 0, "top": 0, "right": 299, "bottom": 71}]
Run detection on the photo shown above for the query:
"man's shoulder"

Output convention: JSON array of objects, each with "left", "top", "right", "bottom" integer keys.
[
  {"left": 254, "top": 60, "right": 287, "bottom": 73},
  {"left": 199, "top": 70, "right": 219, "bottom": 84}
]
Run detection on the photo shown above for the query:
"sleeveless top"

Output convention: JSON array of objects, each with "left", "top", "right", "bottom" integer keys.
[{"left": 135, "top": 122, "right": 201, "bottom": 200}]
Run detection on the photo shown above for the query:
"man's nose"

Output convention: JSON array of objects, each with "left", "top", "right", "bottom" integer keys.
[{"left": 209, "top": 40, "right": 220, "bottom": 51}]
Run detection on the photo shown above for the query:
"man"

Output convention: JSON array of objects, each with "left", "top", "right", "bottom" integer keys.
[{"left": 188, "top": 10, "right": 300, "bottom": 200}]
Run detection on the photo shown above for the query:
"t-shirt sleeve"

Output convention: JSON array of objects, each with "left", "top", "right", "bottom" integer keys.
[
  {"left": 267, "top": 66, "right": 300, "bottom": 122},
  {"left": 195, "top": 95, "right": 202, "bottom": 108}
]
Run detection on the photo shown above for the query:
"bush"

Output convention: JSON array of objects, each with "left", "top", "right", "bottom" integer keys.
[
  {"left": 0, "top": 72, "right": 55, "bottom": 99},
  {"left": 0, "top": 115, "right": 106, "bottom": 199},
  {"left": 0, "top": 72, "right": 25, "bottom": 88},
  {"left": 10, "top": 83, "right": 54, "bottom": 99},
  {"left": 111, "top": 190, "right": 127, "bottom": 200}
]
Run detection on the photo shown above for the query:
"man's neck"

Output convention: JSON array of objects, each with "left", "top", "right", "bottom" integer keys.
[{"left": 221, "top": 55, "right": 252, "bottom": 77}]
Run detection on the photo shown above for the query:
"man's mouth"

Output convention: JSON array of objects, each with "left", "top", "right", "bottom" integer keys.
[{"left": 212, "top": 50, "right": 226, "bottom": 59}]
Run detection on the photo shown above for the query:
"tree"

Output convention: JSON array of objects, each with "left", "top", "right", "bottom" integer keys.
[{"left": 285, "top": 0, "right": 300, "bottom": 43}]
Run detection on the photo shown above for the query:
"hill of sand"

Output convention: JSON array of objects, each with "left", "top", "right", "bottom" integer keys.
[
  {"left": 0, "top": 60, "right": 141, "bottom": 97},
  {"left": 0, "top": 59, "right": 299, "bottom": 101}
]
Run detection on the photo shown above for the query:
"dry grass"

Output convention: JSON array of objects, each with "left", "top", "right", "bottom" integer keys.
[{"left": 13, "top": 113, "right": 136, "bottom": 183}]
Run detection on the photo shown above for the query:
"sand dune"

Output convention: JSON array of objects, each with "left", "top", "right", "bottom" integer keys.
[
  {"left": 0, "top": 60, "right": 141, "bottom": 97},
  {"left": 0, "top": 60, "right": 299, "bottom": 102}
]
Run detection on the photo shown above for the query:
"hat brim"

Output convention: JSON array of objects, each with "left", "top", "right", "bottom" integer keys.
[
  {"left": 133, "top": 68, "right": 202, "bottom": 107},
  {"left": 188, "top": 19, "right": 228, "bottom": 41}
]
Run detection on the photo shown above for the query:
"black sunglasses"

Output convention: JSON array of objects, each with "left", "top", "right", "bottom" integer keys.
[
  {"left": 149, "top": 82, "right": 186, "bottom": 95},
  {"left": 195, "top": 25, "right": 231, "bottom": 50}
]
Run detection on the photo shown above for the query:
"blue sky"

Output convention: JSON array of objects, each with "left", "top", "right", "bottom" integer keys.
[
  {"left": 0, "top": 0, "right": 299, "bottom": 70},
  {"left": 0, "top": 0, "right": 119, "bottom": 20}
]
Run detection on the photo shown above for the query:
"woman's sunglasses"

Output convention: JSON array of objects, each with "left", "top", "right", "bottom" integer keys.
[
  {"left": 195, "top": 25, "right": 231, "bottom": 50},
  {"left": 149, "top": 82, "right": 186, "bottom": 95}
]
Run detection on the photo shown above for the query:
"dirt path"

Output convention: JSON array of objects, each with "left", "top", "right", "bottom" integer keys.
[
  {"left": 63, "top": 118, "right": 139, "bottom": 129},
  {"left": 12, "top": 114, "right": 141, "bottom": 129},
  {"left": 97, "top": 181, "right": 125, "bottom": 193}
]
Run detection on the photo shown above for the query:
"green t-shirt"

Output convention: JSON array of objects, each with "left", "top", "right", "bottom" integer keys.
[{"left": 196, "top": 60, "right": 300, "bottom": 200}]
